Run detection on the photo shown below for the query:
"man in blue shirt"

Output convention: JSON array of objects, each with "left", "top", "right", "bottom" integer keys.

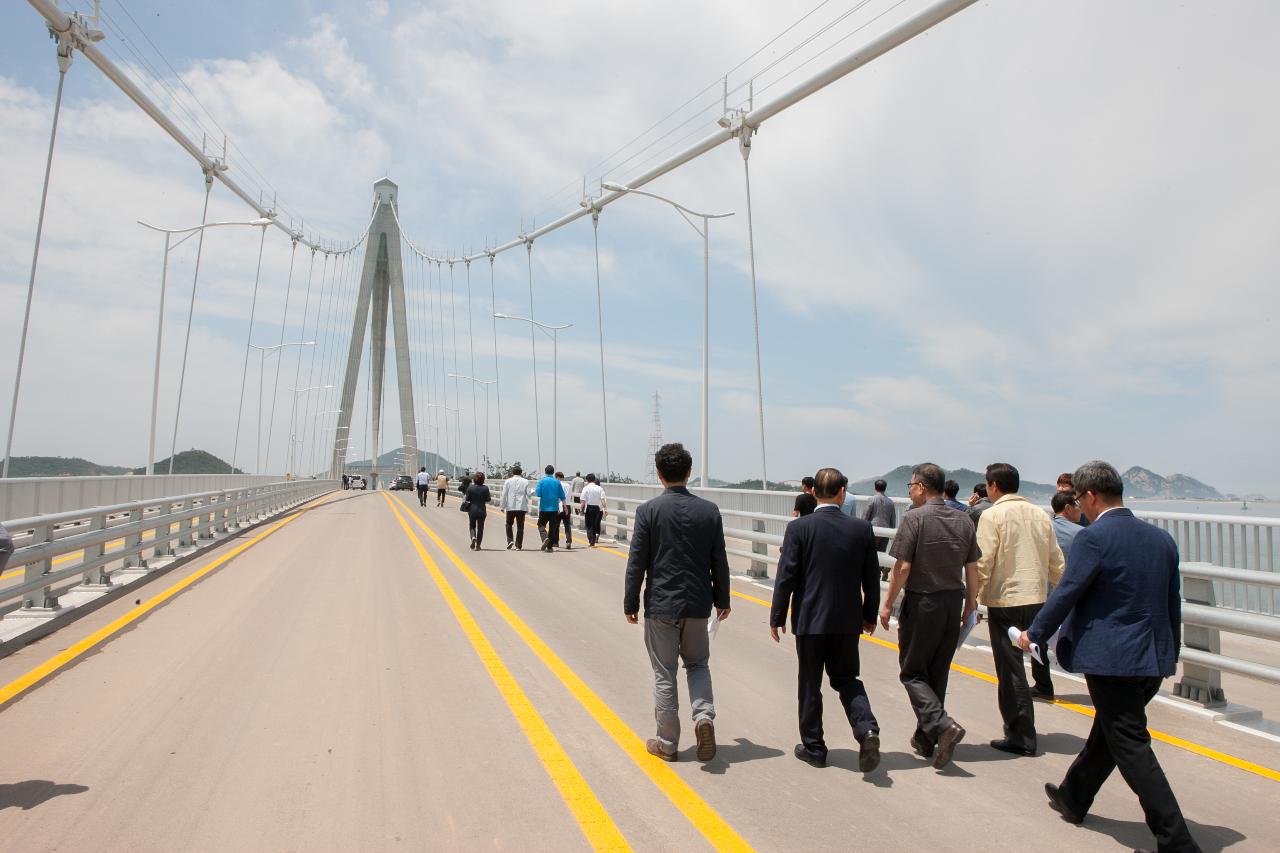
[
  {"left": 1050, "top": 492, "right": 1082, "bottom": 559},
  {"left": 535, "top": 464, "right": 564, "bottom": 551},
  {"left": 943, "top": 480, "right": 968, "bottom": 511}
]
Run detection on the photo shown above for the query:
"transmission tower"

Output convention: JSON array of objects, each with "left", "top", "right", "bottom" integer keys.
[{"left": 644, "top": 391, "right": 663, "bottom": 484}]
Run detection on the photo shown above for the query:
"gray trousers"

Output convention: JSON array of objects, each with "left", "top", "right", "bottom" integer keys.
[{"left": 643, "top": 617, "right": 714, "bottom": 755}]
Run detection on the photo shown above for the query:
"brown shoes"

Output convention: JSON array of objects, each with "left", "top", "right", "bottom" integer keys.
[
  {"left": 645, "top": 738, "right": 676, "bottom": 762},
  {"left": 695, "top": 720, "right": 717, "bottom": 762},
  {"left": 933, "top": 722, "right": 965, "bottom": 769}
]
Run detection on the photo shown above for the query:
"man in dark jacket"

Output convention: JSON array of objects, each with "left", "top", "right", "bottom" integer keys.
[
  {"left": 625, "top": 443, "right": 731, "bottom": 763},
  {"left": 1023, "top": 460, "right": 1199, "bottom": 853},
  {"left": 771, "top": 468, "right": 882, "bottom": 771}
]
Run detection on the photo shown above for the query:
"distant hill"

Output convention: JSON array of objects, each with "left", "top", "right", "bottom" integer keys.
[
  {"left": 345, "top": 448, "right": 460, "bottom": 476},
  {"left": 1122, "top": 466, "right": 1223, "bottom": 500},
  {"left": 849, "top": 465, "right": 1056, "bottom": 500},
  {"left": 6, "top": 456, "right": 130, "bottom": 477},
  {"left": 133, "top": 449, "right": 243, "bottom": 475}
]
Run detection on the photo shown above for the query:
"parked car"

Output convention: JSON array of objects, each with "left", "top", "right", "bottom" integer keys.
[
  {"left": 391, "top": 474, "right": 414, "bottom": 491},
  {"left": 349, "top": 475, "right": 367, "bottom": 490}
]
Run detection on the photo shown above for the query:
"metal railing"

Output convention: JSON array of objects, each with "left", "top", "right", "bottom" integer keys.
[
  {"left": 1, "top": 480, "right": 335, "bottom": 633},
  {"left": 0, "top": 473, "right": 284, "bottom": 521}
]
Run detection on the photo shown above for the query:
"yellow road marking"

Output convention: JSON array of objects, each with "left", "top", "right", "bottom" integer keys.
[
  {"left": 601, "top": 543, "right": 1280, "bottom": 784},
  {"left": 0, "top": 492, "right": 336, "bottom": 708},
  {"left": 382, "top": 495, "right": 629, "bottom": 853},
  {"left": 391, "top": 493, "right": 754, "bottom": 852}
]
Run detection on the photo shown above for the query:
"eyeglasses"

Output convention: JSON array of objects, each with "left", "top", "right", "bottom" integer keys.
[{"left": 907, "top": 481, "right": 921, "bottom": 490}]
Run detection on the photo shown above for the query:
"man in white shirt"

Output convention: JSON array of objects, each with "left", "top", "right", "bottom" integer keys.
[
  {"left": 580, "top": 473, "right": 608, "bottom": 547},
  {"left": 500, "top": 465, "right": 532, "bottom": 550},
  {"left": 415, "top": 467, "right": 432, "bottom": 507}
]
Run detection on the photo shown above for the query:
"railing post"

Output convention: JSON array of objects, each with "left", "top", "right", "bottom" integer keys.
[
  {"left": 749, "top": 518, "right": 769, "bottom": 578},
  {"left": 21, "top": 521, "right": 59, "bottom": 610},
  {"left": 1174, "top": 562, "right": 1227, "bottom": 707},
  {"left": 80, "top": 509, "right": 111, "bottom": 587},
  {"left": 121, "top": 506, "right": 143, "bottom": 568},
  {"left": 614, "top": 499, "right": 628, "bottom": 544}
]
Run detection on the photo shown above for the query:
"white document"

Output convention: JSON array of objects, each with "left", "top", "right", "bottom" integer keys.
[
  {"left": 1006, "top": 625, "right": 1044, "bottom": 665},
  {"left": 708, "top": 614, "right": 721, "bottom": 640},
  {"left": 956, "top": 610, "right": 979, "bottom": 649}
]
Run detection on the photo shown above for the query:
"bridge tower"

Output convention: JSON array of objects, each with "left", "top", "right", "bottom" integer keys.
[{"left": 332, "top": 179, "right": 416, "bottom": 488}]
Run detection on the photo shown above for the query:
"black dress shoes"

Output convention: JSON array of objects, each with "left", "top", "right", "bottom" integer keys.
[
  {"left": 910, "top": 733, "right": 935, "bottom": 759},
  {"left": 859, "top": 733, "right": 881, "bottom": 772},
  {"left": 933, "top": 722, "right": 965, "bottom": 769},
  {"left": 1045, "top": 783, "right": 1084, "bottom": 824},
  {"left": 990, "top": 738, "right": 1036, "bottom": 756},
  {"left": 793, "top": 744, "right": 826, "bottom": 768}
]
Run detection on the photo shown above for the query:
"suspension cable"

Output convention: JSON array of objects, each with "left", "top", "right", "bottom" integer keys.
[
  {"left": 167, "top": 175, "right": 213, "bottom": 475},
  {"left": 465, "top": 261, "right": 480, "bottom": 472},
  {"left": 231, "top": 223, "right": 268, "bottom": 473},
  {"left": 525, "top": 241, "right": 542, "bottom": 468},
  {"left": 488, "top": 254, "right": 504, "bottom": 466},
  {"left": 285, "top": 249, "right": 317, "bottom": 477},
  {"left": 262, "top": 237, "right": 298, "bottom": 473},
  {"left": 740, "top": 142, "right": 768, "bottom": 490},
  {"left": 590, "top": 211, "right": 611, "bottom": 481}
]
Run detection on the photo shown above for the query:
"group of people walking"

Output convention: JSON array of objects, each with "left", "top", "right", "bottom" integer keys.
[{"left": 623, "top": 446, "right": 1201, "bottom": 853}]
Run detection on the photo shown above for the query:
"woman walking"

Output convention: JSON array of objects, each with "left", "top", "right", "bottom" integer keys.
[{"left": 465, "top": 472, "right": 492, "bottom": 550}]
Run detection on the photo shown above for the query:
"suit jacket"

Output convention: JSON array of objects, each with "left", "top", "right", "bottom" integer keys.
[
  {"left": 624, "top": 487, "right": 731, "bottom": 619},
  {"left": 770, "top": 506, "right": 880, "bottom": 634},
  {"left": 1029, "top": 508, "right": 1181, "bottom": 677}
]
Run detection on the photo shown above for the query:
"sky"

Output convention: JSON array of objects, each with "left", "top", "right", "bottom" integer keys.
[{"left": 1, "top": 0, "right": 1277, "bottom": 494}]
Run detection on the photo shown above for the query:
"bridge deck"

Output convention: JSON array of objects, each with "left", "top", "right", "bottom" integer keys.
[{"left": 0, "top": 490, "right": 1274, "bottom": 851}]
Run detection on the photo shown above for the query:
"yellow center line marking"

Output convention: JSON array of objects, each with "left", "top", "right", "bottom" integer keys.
[
  {"left": 382, "top": 495, "right": 629, "bottom": 853},
  {"left": 391, "top": 493, "right": 754, "bottom": 852},
  {"left": 602, "top": 542, "right": 1280, "bottom": 784},
  {"left": 0, "top": 492, "right": 337, "bottom": 708}
]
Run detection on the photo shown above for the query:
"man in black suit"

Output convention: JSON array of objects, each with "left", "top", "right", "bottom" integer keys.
[
  {"left": 770, "top": 467, "right": 882, "bottom": 772},
  {"left": 1022, "top": 460, "right": 1200, "bottom": 852},
  {"left": 625, "top": 443, "right": 732, "bottom": 763}
]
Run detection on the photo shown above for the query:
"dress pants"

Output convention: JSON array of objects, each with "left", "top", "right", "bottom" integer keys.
[
  {"left": 560, "top": 508, "right": 573, "bottom": 545},
  {"left": 505, "top": 510, "right": 526, "bottom": 548},
  {"left": 584, "top": 505, "right": 602, "bottom": 545},
  {"left": 416, "top": 485, "right": 429, "bottom": 506},
  {"left": 644, "top": 617, "right": 714, "bottom": 756},
  {"left": 436, "top": 488, "right": 446, "bottom": 506},
  {"left": 986, "top": 602, "right": 1043, "bottom": 750},
  {"left": 1058, "top": 675, "right": 1200, "bottom": 852},
  {"left": 897, "top": 589, "right": 964, "bottom": 746},
  {"left": 537, "top": 510, "right": 561, "bottom": 547},
  {"left": 796, "top": 633, "right": 878, "bottom": 756},
  {"left": 468, "top": 513, "right": 486, "bottom": 547}
]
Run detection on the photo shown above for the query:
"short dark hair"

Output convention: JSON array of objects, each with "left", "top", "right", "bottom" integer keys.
[
  {"left": 972, "top": 483, "right": 988, "bottom": 498},
  {"left": 545, "top": 464, "right": 554, "bottom": 475},
  {"left": 813, "top": 467, "right": 848, "bottom": 500},
  {"left": 943, "top": 479, "right": 959, "bottom": 499},
  {"left": 419, "top": 467, "right": 426, "bottom": 472},
  {"left": 555, "top": 471, "right": 565, "bottom": 479},
  {"left": 912, "top": 463, "right": 945, "bottom": 495},
  {"left": 473, "top": 471, "right": 485, "bottom": 485},
  {"left": 874, "top": 479, "right": 887, "bottom": 493},
  {"left": 655, "top": 443, "right": 692, "bottom": 482},
  {"left": 986, "top": 462, "right": 1019, "bottom": 494},
  {"left": 1051, "top": 492, "right": 1077, "bottom": 514},
  {"left": 1074, "top": 460, "right": 1124, "bottom": 500},
  {"left": 801, "top": 476, "right": 815, "bottom": 489},
  {"left": 1056, "top": 472, "right": 1074, "bottom": 487},
  {"left": 511, "top": 465, "right": 522, "bottom": 476},
  {"left": 586, "top": 473, "right": 597, "bottom": 483}
]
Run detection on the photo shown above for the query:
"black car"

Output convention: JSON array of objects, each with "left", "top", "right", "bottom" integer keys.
[{"left": 390, "top": 474, "right": 415, "bottom": 491}]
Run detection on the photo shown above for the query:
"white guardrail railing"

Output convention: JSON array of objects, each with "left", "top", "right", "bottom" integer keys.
[
  {"left": 0, "top": 479, "right": 336, "bottom": 648},
  {"left": 463, "top": 479, "right": 1279, "bottom": 708}
]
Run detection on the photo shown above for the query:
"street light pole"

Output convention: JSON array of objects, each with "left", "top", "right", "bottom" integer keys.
[
  {"left": 137, "top": 216, "right": 274, "bottom": 475},
  {"left": 601, "top": 183, "right": 732, "bottom": 487},
  {"left": 494, "top": 313, "right": 571, "bottom": 469}
]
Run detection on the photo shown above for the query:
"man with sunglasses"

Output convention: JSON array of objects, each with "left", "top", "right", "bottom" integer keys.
[{"left": 881, "top": 463, "right": 981, "bottom": 770}]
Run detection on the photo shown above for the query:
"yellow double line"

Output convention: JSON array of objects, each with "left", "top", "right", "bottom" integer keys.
[{"left": 387, "top": 493, "right": 754, "bottom": 852}]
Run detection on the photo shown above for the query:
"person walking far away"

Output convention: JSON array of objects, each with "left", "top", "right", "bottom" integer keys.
[
  {"left": 557, "top": 471, "right": 574, "bottom": 550},
  {"left": 1022, "top": 460, "right": 1201, "bottom": 853},
  {"left": 1051, "top": 491, "right": 1083, "bottom": 558},
  {"left": 572, "top": 471, "right": 585, "bottom": 512},
  {"left": 580, "top": 473, "right": 607, "bottom": 546},
  {"left": 535, "top": 465, "right": 563, "bottom": 552},
  {"left": 501, "top": 464, "right": 532, "bottom": 550},
  {"left": 771, "top": 467, "right": 882, "bottom": 772},
  {"left": 943, "top": 479, "right": 967, "bottom": 511},
  {"left": 967, "top": 483, "right": 992, "bottom": 526},
  {"left": 881, "top": 463, "right": 981, "bottom": 770},
  {"left": 624, "top": 442, "right": 731, "bottom": 763},
  {"left": 972, "top": 462, "right": 1064, "bottom": 753},
  {"left": 464, "top": 472, "right": 491, "bottom": 550},
  {"left": 415, "top": 466, "right": 431, "bottom": 507},
  {"left": 791, "top": 476, "right": 817, "bottom": 518},
  {"left": 436, "top": 470, "right": 448, "bottom": 507},
  {"left": 862, "top": 478, "right": 897, "bottom": 560}
]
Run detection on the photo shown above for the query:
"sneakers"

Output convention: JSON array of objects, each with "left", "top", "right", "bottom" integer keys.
[
  {"left": 859, "top": 733, "right": 881, "bottom": 772},
  {"left": 506, "top": 541, "right": 514, "bottom": 550},
  {"left": 645, "top": 738, "right": 676, "bottom": 762},
  {"left": 695, "top": 720, "right": 716, "bottom": 761}
]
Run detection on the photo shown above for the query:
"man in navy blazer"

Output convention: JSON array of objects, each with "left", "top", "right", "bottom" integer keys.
[
  {"left": 770, "top": 467, "right": 882, "bottom": 772},
  {"left": 1022, "top": 461, "right": 1200, "bottom": 853}
]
